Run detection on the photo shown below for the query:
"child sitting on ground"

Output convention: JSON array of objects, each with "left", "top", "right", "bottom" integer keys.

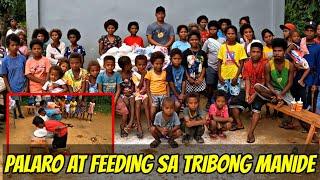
[
  {"left": 207, "top": 90, "right": 233, "bottom": 139},
  {"left": 150, "top": 97, "right": 182, "bottom": 148},
  {"left": 32, "top": 116, "right": 71, "bottom": 150},
  {"left": 182, "top": 93, "right": 207, "bottom": 144},
  {"left": 42, "top": 66, "right": 68, "bottom": 93},
  {"left": 86, "top": 60, "right": 101, "bottom": 93}
]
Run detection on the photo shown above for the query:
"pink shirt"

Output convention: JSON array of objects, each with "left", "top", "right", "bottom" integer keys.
[
  {"left": 25, "top": 57, "right": 51, "bottom": 93},
  {"left": 208, "top": 104, "right": 229, "bottom": 118}
]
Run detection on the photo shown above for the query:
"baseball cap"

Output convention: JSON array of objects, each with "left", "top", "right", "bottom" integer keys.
[
  {"left": 304, "top": 21, "right": 317, "bottom": 30},
  {"left": 280, "top": 23, "right": 296, "bottom": 31}
]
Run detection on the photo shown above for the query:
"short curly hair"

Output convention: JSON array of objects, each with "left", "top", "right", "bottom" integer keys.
[
  {"left": 197, "top": 15, "right": 208, "bottom": 24},
  {"left": 150, "top": 51, "right": 165, "bottom": 64},
  {"left": 50, "top": 28, "right": 62, "bottom": 39},
  {"left": 29, "top": 38, "right": 44, "bottom": 49},
  {"left": 118, "top": 56, "right": 131, "bottom": 69},
  {"left": 32, "top": 27, "right": 50, "bottom": 43},
  {"left": 127, "top": 21, "right": 139, "bottom": 31},
  {"left": 87, "top": 60, "right": 101, "bottom": 72},
  {"left": 104, "top": 19, "right": 119, "bottom": 31},
  {"left": 49, "top": 65, "right": 64, "bottom": 79},
  {"left": 67, "top": 28, "right": 81, "bottom": 41}
]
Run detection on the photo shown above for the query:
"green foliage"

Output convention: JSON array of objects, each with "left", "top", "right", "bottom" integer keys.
[{"left": 285, "top": 0, "right": 320, "bottom": 33}]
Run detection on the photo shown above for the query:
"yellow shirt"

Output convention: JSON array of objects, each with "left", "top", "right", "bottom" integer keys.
[
  {"left": 218, "top": 43, "right": 247, "bottom": 80},
  {"left": 145, "top": 69, "right": 167, "bottom": 95},
  {"left": 263, "top": 45, "right": 273, "bottom": 60}
]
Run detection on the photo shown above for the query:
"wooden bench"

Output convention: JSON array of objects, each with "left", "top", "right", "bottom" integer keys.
[{"left": 266, "top": 103, "right": 320, "bottom": 144}]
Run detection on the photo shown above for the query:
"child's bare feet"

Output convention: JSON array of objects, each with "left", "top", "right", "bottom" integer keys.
[
  {"left": 209, "top": 133, "right": 218, "bottom": 139},
  {"left": 218, "top": 131, "right": 227, "bottom": 138}
]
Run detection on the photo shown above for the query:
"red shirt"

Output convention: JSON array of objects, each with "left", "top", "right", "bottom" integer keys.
[
  {"left": 243, "top": 58, "right": 267, "bottom": 95},
  {"left": 123, "top": 35, "right": 144, "bottom": 47},
  {"left": 209, "top": 104, "right": 229, "bottom": 118},
  {"left": 200, "top": 30, "right": 209, "bottom": 43},
  {"left": 45, "top": 120, "right": 68, "bottom": 137}
]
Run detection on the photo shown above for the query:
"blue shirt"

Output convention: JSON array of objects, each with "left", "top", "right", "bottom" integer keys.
[
  {"left": 1, "top": 54, "right": 27, "bottom": 92},
  {"left": 217, "top": 30, "right": 226, "bottom": 39},
  {"left": 166, "top": 65, "right": 186, "bottom": 94},
  {"left": 171, "top": 40, "right": 191, "bottom": 52},
  {"left": 305, "top": 44, "right": 320, "bottom": 86},
  {"left": 154, "top": 111, "right": 180, "bottom": 129},
  {"left": 96, "top": 71, "right": 122, "bottom": 93},
  {"left": 64, "top": 45, "right": 86, "bottom": 59}
]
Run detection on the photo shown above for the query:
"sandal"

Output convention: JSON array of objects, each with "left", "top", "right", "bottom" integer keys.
[
  {"left": 123, "top": 126, "right": 131, "bottom": 134},
  {"left": 168, "top": 139, "right": 179, "bottom": 148},
  {"left": 230, "top": 125, "right": 244, "bottom": 131},
  {"left": 150, "top": 139, "right": 161, "bottom": 148},
  {"left": 247, "top": 134, "right": 255, "bottom": 143}
]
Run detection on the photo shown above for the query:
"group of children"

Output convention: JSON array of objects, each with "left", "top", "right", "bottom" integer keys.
[
  {"left": 2, "top": 6, "right": 320, "bottom": 148},
  {"left": 28, "top": 96, "right": 96, "bottom": 121}
]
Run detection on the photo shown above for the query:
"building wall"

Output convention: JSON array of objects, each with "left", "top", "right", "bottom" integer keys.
[{"left": 26, "top": 0, "right": 285, "bottom": 64}]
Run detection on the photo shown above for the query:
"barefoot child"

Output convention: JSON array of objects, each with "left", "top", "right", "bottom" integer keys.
[
  {"left": 166, "top": 48, "right": 186, "bottom": 112},
  {"left": 132, "top": 55, "right": 151, "bottom": 138},
  {"left": 42, "top": 66, "right": 68, "bottom": 93},
  {"left": 86, "top": 60, "right": 101, "bottom": 93},
  {"left": 25, "top": 39, "right": 51, "bottom": 93},
  {"left": 217, "top": 25, "right": 247, "bottom": 131},
  {"left": 63, "top": 53, "right": 87, "bottom": 93},
  {"left": 32, "top": 116, "right": 70, "bottom": 149},
  {"left": 118, "top": 56, "right": 135, "bottom": 135},
  {"left": 150, "top": 97, "right": 182, "bottom": 148},
  {"left": 182, "top": 93, "right": 206, "bottom": 144},
  {"left": 87, "top": 98, "right": 96, "bottom": 121},
  {"left": 145, "top": 51, "right": 170, "bottom": 121},
  {"left": 208, "top": 90, "right": 233, "bottom": 139}
]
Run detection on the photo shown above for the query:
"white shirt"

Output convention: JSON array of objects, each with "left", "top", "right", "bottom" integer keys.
[
  {"left": 42, "top": 79, "right": 66, "bottom": 93},
  {"left": 6, "top": 28, "right": 23, "bottom": 37},
  {"left": 46, "top": 42, "right": 66, "bottom": 65}
]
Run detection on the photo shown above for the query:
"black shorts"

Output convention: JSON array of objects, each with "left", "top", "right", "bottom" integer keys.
[
  {"left": 205, "top": 67, "right": 218, "bottom": 89},
  {"left": 52, "top": 133, "right": 68, "bottom": 149},
  {"left": 251, "top": 96, "right": 266, "bottom": 113},
  {"left": 229, "top": 90, "right": 247, "bottom": 111}
]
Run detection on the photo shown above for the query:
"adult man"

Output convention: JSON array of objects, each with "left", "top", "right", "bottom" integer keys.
[
  {"left": 255, "top": 38, "right": 295, "bottom": 129},
  {"left": 146, "top": 6, "right": 175, "bottom": 48}
]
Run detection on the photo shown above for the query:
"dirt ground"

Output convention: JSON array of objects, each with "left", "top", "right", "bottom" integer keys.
[
  {"left": 115, "top": 97, "right": 308, "bottom": 145},
  {"left": 6, "top": 106, "right": 112, "bottom": 154}
]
